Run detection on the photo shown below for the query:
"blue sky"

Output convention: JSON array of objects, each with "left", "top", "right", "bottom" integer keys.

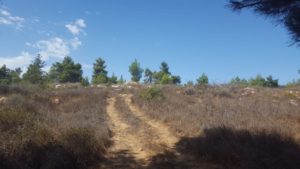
[{"left": 0, "top": 0, "right": 299, "bottom": 84}]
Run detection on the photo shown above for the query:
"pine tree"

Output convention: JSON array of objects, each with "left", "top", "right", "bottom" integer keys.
[
  {"left": 49, "top": 56, "right": 82, "bottom": 83},
  {"left": 160, "top": 62, "right": 170, "bottom": 75},
  {"left": 109, "top": 73, "right": 118, "bottom": 84},
  {"left": 129, "top": 59, "right": 143, "bottom": 82},
  {"left": 196, "top": 73, "right": 209, "bottom": 85},
  {"left": 23, "top": 54, "right": 46, "bottom": 84},
  {"left": 144, "top": 68, "right": 153, "bottom": 84},
  {"left": 92, "top": 58, "right": 108, "bottom": 84},
  {"left": 0, "top": 65, "right": 11, "bottom": 85}
]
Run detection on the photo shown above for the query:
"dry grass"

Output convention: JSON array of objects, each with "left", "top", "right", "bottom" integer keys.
[
  {"left": 131, "top": 85, "right": 300, "bottom": 169},
  {"left": 1, "top": 84, "right": 300, "bottom": 169},
  {"left": 113, "top": 96, "right": 167, "bottom": 154},
  {"left": 0, "top": 86, "right": 111, "bottom": 169},
  {"left": 150, "top": 126, "right": 300, "bottom": 169},
  {"left": 132, "top": 85, "right": 300, "bottom": 139}
]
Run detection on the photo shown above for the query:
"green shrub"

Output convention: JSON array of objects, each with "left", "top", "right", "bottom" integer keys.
[{"left": 140, "top": 87, "right": 165, "bottom": 101}]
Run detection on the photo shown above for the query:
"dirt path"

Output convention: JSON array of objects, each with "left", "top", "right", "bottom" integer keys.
[
  {"left": 121, "top": 94, "right": 179, "bottom": 150},
  {"left": 106, "top": 97, "right": 150, "bottom": 161},
  {"left": 103, "top": 93, "right": 208, "bottom": 169},
  {"left": 105, "top": 92, "right": 179, "bottom": 161}
]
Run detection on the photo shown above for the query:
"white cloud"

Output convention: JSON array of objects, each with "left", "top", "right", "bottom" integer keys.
[
  {"left": 65, "top": 18, "right": 86, "bottom": 35},
  {"left": 0, "top": 52, "right": 33, "bottom": 69},
  {"left": 25, "top": 42, "right": 32, "bottom": 46},
  {"left": 35, "top": 37, "right": 70, "bottom": 60},
  {"left": 0, "top": 15, "right": 87, "bottom": 72},
  {"left": 1, "top": 10, "right": 10, "bottom": 16},
  {"left": 65, "top": 24, "right": 81, "bottom": 35},
  {"left": 0, "top": 8, "right": 25, "bottom": 29},
  {"left": 75, "top": 19, "right": 86, "bottom": 28},
  {"left": 0, "top": 36, "right": 82, "bottom": 72},
  {"left": 70, "top": 37, "right": 82, "bottom": 49}
]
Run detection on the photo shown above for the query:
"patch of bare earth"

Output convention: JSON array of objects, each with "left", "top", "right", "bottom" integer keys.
[
  {"left": 102, "top": 96, "right": 149, "bottom": 168},
  {"left": 103, "top": 93, "right": 184, "bottom": 168},
  {"left": 122, "top": 94, "right": 179, "bottom": 150}
]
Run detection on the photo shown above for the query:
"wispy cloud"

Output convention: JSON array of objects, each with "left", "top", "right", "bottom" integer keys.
[
  {"left": 65, "top": 18, "right": 86, "bottom": 35},
  {"left": 34, "top": 37, "right": 71, "bottom": 60},
  {"left": 75, "top": 19, "right": 86, "bottom": 28},
  {"left": 0, "top": 8, "right": 25, "bottom": 29},
  {"left": 0, "top": 52, "right": 33, "bottom": 69},
  {"left": 0, "top": 36, "right": 83, "bottom": 70},
  {"left": 1, "top": 16, "right": 86, "bottom": 72},
  {"left": 70, "top": 37, "right": 82, "bottom": 49},
  {"left": 27, "top": 36, "right": 82, "bottom": 60}
]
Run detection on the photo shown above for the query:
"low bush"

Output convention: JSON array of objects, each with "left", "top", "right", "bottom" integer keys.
[
  {"left": 0, "top": 87, "right": 110, "bottom": 169},
  {"left": 139, "top": 87, "right": 165, "bottom": 101},
  {"left": 1, "top": 128, "right": 106, "bottom": 169}
]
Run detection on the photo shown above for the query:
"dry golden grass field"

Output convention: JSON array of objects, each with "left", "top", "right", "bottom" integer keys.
[{"left": 1, "top": 84, "right": 300, "bottom": 169}]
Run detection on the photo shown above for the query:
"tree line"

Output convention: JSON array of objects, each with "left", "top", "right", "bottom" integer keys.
[
  {"left": 0, "top": 55, "right": 181, "bottom": 86},
  {"left": 1, "top": 54, "right": 300, "bottom": 87}
]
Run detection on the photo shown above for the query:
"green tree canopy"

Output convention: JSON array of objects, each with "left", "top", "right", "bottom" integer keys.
[
  {"left": 9, "top": 68, "right": 22, "bottom": 84},
  {"left": 2, "top": 66, "right": 22, "bottom": 84},
  {"left": 92, "top": 57, "right": 108, "bottom": 84},
  {"left": 197, "top": 73, "right": 209, "bottom": 85},
  {"left": 171, "top": 75, "right": 181, "bottom": 85},
  {"left": 249, "top": 75, "right": 267, "bottom": 86},
  {"left": 160, "top": 62, "right": 170, "bottom": 75},
  {"left": 23, "top": 54, "right": 46, "bottom": 84},
  {"left": 144, "top": 68, "right": 153, "bottom": 84},
  {"left": 0, "top": 65, "right": 12, "bottom": 85},
  {"left": 160, "top": 74, "right": 173, "bottom": 84},
  {"left": 49, "top": 56, "right": 83, "bottom": 83},
  {"left": 152, "top": 71, "right": 164, "bottom": 84},
  {"left": 129, "top": 59, "right": 143, "bottom": 82},
  {"left": 108, "top": 73, "right": 118, "bottom": 84},
  {"left": 265, "top": 75, "right": 279, "bottom": 87},
  {"left": 147, "top": 62, "right": 181, "bottom": 85},
  {"left": 230, "top": 76, "right": 248, "bottom": 85}
]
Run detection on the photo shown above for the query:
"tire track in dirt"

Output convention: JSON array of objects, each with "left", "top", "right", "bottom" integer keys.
[
  {"left": 121, "top": 94, "right": 179, "bottom": 151},
  {"left": 105, "top": 94, "right": 204, "bottom": 169},
  {"left": 106, "top": 97, "right": 151, "bottom": 161}
]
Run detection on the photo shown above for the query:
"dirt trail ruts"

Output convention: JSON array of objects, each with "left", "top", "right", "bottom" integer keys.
[
  {"left": 121, "top": 94, "right": 179, "bottom": 151},
  {"left": 104, "top": 94, "right": 203, "bottom": 169},
  {"left": 106, "top": 97, "right": 150, "bottom": 161}
]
